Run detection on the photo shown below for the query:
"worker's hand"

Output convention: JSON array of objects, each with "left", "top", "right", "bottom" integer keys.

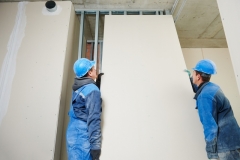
[
  {"left": 90, "top": 149, "right": 101, "bottom": 160},
  {"left": 96, "top": 73, "right": 104, "bottom": 89},
  {"left": 184, "top": 69, "right": 191, "bottom": 77},
  {"left": 97, "top": 73, "right": 104, "bottom": 79}
]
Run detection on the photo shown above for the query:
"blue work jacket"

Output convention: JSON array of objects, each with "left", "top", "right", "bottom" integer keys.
[
  {"left": 68, "top": 77, "right": 102, "bottom": 150},
  {"left": 194, "top": 82, "right": 240, "bottom": 159}
]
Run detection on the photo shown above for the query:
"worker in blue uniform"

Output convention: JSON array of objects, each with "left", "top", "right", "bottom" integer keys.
[
  {"left": 66, "top": 58, "right": 102, "bottom": 160},
  {"left": 186, "top": 59, "right": 240, "bottom": 160}
]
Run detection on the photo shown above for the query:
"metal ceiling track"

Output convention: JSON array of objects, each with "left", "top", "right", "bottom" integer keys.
[
  {"left": 76, "top": 9, "right": 171, "bottom": 60},
  {"left": 75, "top": 0, "right": 181, "bottom": 71},
  {"left": 75, "top": 9, "right": 170, "bottom": 16}
]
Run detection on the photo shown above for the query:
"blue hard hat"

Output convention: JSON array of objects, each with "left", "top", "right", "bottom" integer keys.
[
  {"left": 73, "top": 58, "right": 95, "bottom": 77},
  {"left": 193, "top": 59, "right": 217, "bottom": 75}
]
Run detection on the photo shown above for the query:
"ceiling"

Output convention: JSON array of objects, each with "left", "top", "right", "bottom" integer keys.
[{"left": 0, "top": 0, "right": 228, "bottom": 48}]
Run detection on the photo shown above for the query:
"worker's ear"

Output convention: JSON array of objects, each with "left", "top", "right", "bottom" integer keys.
[
  {"left": 87, "top": 68, "right": 94, "bottom": 77},
  {"left": 197, "top": 74, "right": 201, "bottom": 81}
]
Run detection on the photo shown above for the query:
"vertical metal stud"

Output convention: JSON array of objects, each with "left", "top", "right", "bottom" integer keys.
[
  {"left": 90, "top": 42, "right": 94, "bottom": 60},
  {"left": 99, "top": 42, "right": 103, "bottom": 73},
  {"left": 160, "top": 11, "right": 163, "bottom": 15},
  {"left": 156, "top": 11, "right": 159, "bottom": 15},
  {"left": 94, "top": 11, "right": 99, "bottom": 67},
  {"left": 78, "top": 11, "right": 85, "bottom": 59},
  {"left": 165, "top": 10, "right": 170, "bottom": 15},
  {"left": 109, "top": 11, "right": 112, "bottom": 15}
]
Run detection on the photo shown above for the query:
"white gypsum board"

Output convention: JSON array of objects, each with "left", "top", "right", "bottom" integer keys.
[
  {"left": 100, "top": 15, "right": 206, "bottom": 159},
  {"left": 0, "top": 2, "right": 73, "bottom": 160}
]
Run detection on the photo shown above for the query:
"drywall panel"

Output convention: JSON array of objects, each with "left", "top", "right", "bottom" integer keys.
[
  {"left": 202, "top": 48, "right": 240, "bottom": 123},
  {"left": 0, "top": 2, "right": 75, "bottom": 160},
  {"left": 182, "top": 48, "right": 203, "bottom": 70},
  {"left": 0, "top": 3, "right": 18, "bottom": 67},
  {"left": 59, "top": 8, "right": 80, "bottom": 160},
  {"left": 54, "top": 4, "right": 80, "bottom": 160},
  {"left": 217, "top": 0, "right": 240, "bottom": 95},
  {"left": 100, "top": 15, "right": 206, "bottom": 160}
]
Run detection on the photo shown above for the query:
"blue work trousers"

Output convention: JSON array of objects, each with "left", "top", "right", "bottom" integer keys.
[{"left": 66, "top": 119, "right": 92, "bottom": 160}]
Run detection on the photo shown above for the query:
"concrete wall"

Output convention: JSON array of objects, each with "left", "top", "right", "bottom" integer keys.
[
  {"left": 0, "top": 2, "right": 78, "bottom": 160},
  {"left": 182, "top": 48, "right": 240, "bottom": 123}
]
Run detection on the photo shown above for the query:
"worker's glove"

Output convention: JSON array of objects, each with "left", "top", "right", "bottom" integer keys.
[
  {"left": 97, "top": 73, "right": 104, "bottom": 80},
  {"left": 184, "top": 69, "right": 191, "bottom": 77},
  {"left": 90, "top": 149, "right": 101, "bottom": 160},
  {"left": 96, "top": 73, "right": 104, "bottom": 89}
]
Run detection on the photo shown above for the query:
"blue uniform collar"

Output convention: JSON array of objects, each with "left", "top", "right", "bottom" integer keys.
[{"left": 194, "top": 82, "right": 209, "bottom": 100}]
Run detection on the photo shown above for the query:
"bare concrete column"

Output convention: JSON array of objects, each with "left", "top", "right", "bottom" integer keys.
[{"left": 217, "top": 0, "right": 240, "bottom": 95}]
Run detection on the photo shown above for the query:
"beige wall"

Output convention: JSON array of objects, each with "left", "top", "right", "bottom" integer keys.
[
  {"left": 0, "top": 2, "right": 78, "bottom": 160},
  {"left": 182, "top": 48, "right": 240, "bottom": 123}
]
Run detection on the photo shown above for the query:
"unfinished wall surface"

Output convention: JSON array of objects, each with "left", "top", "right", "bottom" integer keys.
[
  {"left": 100, "top": 15, "right": 206, "bottom": 159},
  {"left": 0, "top": 2, "right": 77, "bottom": 160},
  {"left": 182, "top": 48, "right": 240, "bottom": 124},
  {"left": 54, "top": 4, "right": 79, "bottom": 160},
  {"left": 59, "top": 7, "right": 80, "bottom": 160},
  {"left": 217, "top": 0, "right": 240, "bottom": 95}
]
